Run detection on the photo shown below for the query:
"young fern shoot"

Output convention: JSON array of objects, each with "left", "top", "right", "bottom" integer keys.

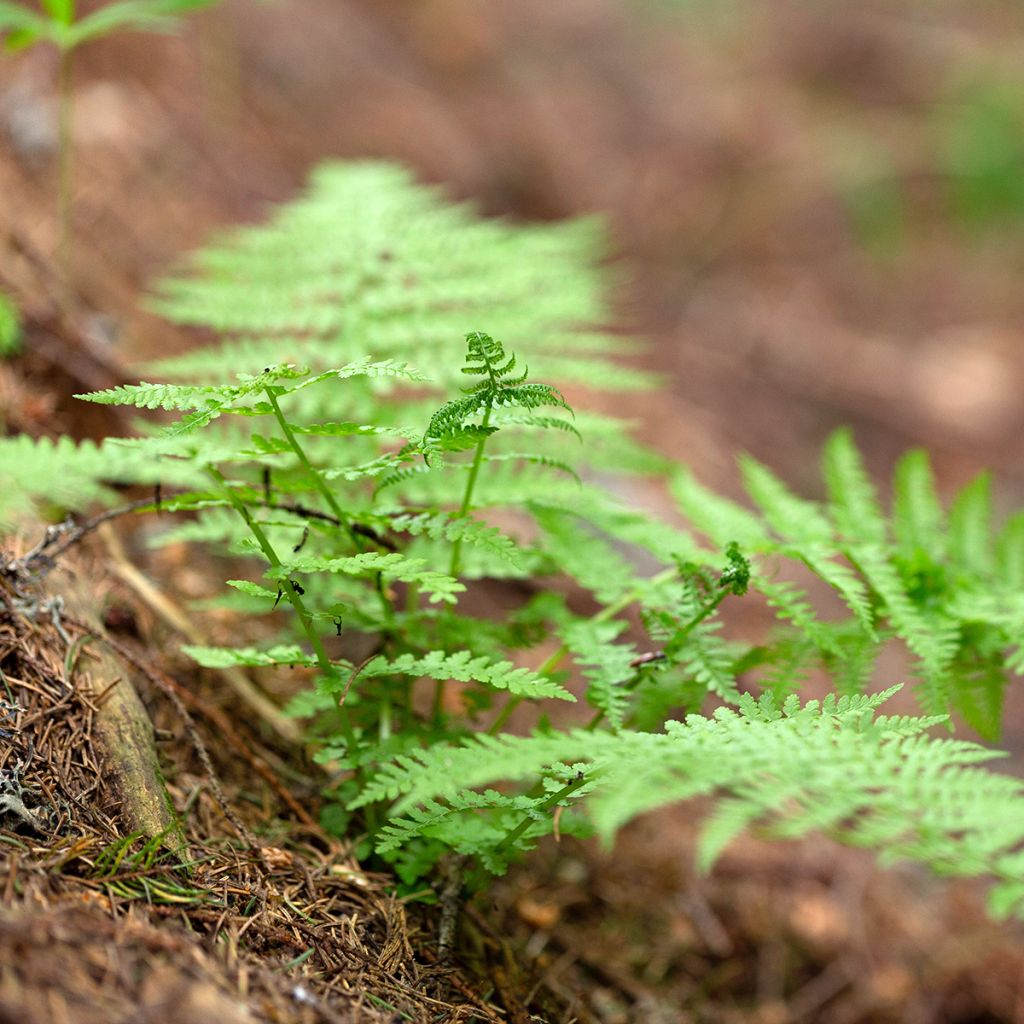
[
  {"left": 423, "top": 330, "right": 572, "bottom": 578},
  {"left": 418, "top": 330, "right": 573, "bottom": 718}
]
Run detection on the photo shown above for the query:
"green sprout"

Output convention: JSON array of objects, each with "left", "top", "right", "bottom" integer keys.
[{"left": 0, "top": 0, "right": 217, "bottom": 308}]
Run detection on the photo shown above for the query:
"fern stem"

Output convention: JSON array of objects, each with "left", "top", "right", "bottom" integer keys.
[
  {"left": 495, "top": 772, "right": 588, "bottom": 853},
  {"left": 265, "top": 389, "right": 357, "bottom": 546},
  {"left": 206, "top": 466, "right": 354, "bottom": 746},
  {"left": 663, "top": 588, "right": 729, "bottom": 654},
  {"left": 584, "top": 580, "right": 736, "bottom": 732},
  {"left": 486, "top": 694, "right": 520, "bottom": 735},
  {"left": 431, "top": 674, "right": 445, "bottom": 725},
  {"left": 448, "top": 404, "right": 493, "bottom": 579},
  {"left": 434, "top": 403, "right": 493, "bottom": 721},
  {"left": 266, "top": 387, "right": 395, "bottom": 626}
]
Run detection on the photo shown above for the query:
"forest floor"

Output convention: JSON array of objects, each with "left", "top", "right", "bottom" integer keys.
[{"left": 2, "top": 1, "right": 1024, "bottom": 1021}]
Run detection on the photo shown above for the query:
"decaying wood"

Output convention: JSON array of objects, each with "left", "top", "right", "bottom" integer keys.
[{"left": 61, "top": 575, "right": 182, "bottom": 848}]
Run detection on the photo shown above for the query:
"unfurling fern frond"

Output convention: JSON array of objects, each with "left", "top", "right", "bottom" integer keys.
[{"left": 423, "top": 331, "right": 569, "bottom": 451}]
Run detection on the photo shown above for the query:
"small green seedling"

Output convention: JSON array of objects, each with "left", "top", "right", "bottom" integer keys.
[{"left": 0, "top": 0, "right": 217, "bottom": 306}]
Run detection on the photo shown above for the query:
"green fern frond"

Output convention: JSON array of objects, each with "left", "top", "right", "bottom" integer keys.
[
  {"left": 355, "top": 651, "right": 574, "bottom": 702},
  {"left": 949, "top": 472, "right": 994, "bottom": 576},
  {"left": 424, "top": 331, "right": 569, "bottom": 446},
  {"left": 148, "top": 507, "right": 254, "bottom": 549},
  {"left": 0, "top": 435, "right": 199, "bottom": 528},
  {"left": 561, "top": 619, "right": 637, "bottom": 729},
  {"left": 373, "top": 791, "right": 531, "bottom": 854},
  {"left": 532, "top": 505, "right": 640, "bottom": 603},
  {"left": 351, "top": 730, "right": 584, "bottom": 810},
  {"left": 553, "top": 489, "right": 705, "bottom": 565},
  {"left": 753, "top": 577, "right": 843, "bottom": 658},
  {"left": 493, "top": 412, "right": 581, "bottom": 441},
  {"left": 671, "top": 468, "right": 771, "bottom": 551},
  {"left": 75, "top": 380, "right": 242, "bottom": 411},
  {"left": 645, "top": 569, "right": 743, "bottom": 704},
  {"left": 996, "top": 512, "right": 1024, "bottom": 589},
  {"left": 184, "top": 643, "right": 312, "bottom": 669},
  {"left": 272, "top": 552, "right": 463, "bottom": 604},
  {"left": 667, "top": 431, "right": 1020, "bottom": 728},
  {"left": 7, "top": 155, "right": 1024, "bottom": 915},
  {"left": 478, "top": 452, "right": 580, "bottom": 483},
  {"left": 798, "top": 550, "right": 876, "bottom": 636},
  {"left": 892, "top": 449, "right": 945, "bottom": 562},
  {"left": 148, "top": 163, "right": 626, "bottom": 410},
  {"left": 850, "top": 544, "right": 960, "bottom": 708},
  {"left": 360, "top": 687, "right": 1024, "bottom": 915},
  {"left": 822, "top": 428, "right": 888, "bottom": 546},
  {"left": 293, "top": 420, "right": 417, "bottom": 440},
  {"left": 386, "top": 512, "right": 522, "bottom": 569},
  {"left": 740, "top": 455, "right": 833, "bottom": 546}
]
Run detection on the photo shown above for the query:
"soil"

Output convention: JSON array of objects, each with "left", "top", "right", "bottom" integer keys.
[{"left": 2, "top": 2, "right": 1024, "bottom": 1021}]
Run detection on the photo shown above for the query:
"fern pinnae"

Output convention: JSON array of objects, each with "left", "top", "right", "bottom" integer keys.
[
  {"left": 357, "top": 651, "right": 574, "bottom": 702},
  {"left": 671, "top": 467, "right": 771, "bottom": 551},
  {"left": 76, "top": 380, "right": 238, "bottom": 412},
  {"left": 531, "top": 505, "right": 639, "bottom": 605},
  {"left": 996, "top": 512, "right": 1024, "bottom": 589},
  {"left": 740, "top": 454, "right": 833, "bottom": 546},
  {"left": 892, "top": 448, "right": 945, "bottom": 563},
  {"left": 823, "top": 427, "right": 889, "bottom": 546},
  {"left": 561, "top": 619, "right": 637, "bottom": 730},
  {"left": 273, "top": 551, "right": 463, "bottom": 604},
  {"left": 754, "top": 576, "right": 844, "bottom": 659},
  {"left": 797, "top": 549, "right": 876, "bottom": 637},
  {"left": 948, "top": 472, "right": 995, "bottom": 577},
  {"left": 184, "top": 643, "right": 314, "bottom": 669},
  {"left": 386, "top": 511, "right": 523, "bottom": 570}
]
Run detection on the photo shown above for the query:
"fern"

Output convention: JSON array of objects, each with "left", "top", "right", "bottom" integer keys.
[
  {"left": 146, "top": 162, "right": 633, "bottom": 398},
  {"left": 0, "top": 435, "right": 199, "bottom": 527},
  {"left": 5, "top": 158, "right": 1024, "bottom": 926},
  {"left": 271, "top": 552, "right": 463, "bottom": 604},
  {"left": 1, "top": 165, "right": 640, "bottom": 526},
  {"left": 822, "top": 427, "right": 889, "bottom": 546},
  {"left": 385, "top": 512, "right": 523, "bottom": 570},
  {"left": 359, "top": 686, "right": 1024, "bottom": 915},
  {"left": 674, "top": 429, "right": 1021, "bottom": 733},
  {"left": 560, "top": 619, "right": 637, "bottom": 729},
  {"left": 184, "top": 643, "right": 311, "bottom": 669},
  {"left": 357, "top": 652, "right": 574, "bottom": 702}
]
